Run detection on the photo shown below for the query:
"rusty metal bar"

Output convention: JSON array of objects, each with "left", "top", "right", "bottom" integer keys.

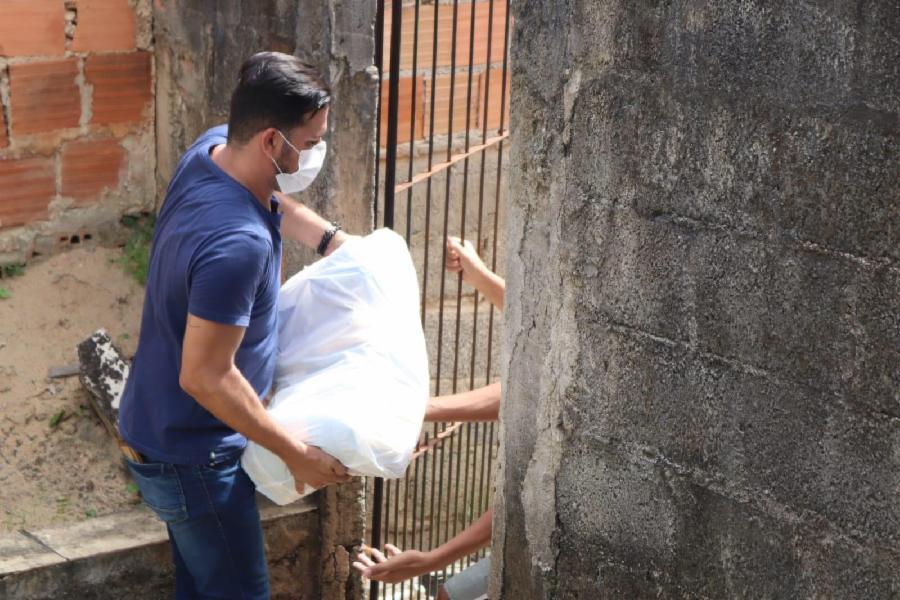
[
  {"left": 420, "top": 0, "right": 442, "bottom": 326},
  {"left": 404, "top": 0, "right": 422, "bottom": 243},
  {"left": 433, "top": 0, "right": 461, "bottom": 399},
  {"left": 373, "top": 0, "right": 384, "bottom": 229},
  {"left": 394, "top": 133, "right": 507, "bottom": 195},
  {"left": 416, "top": 432, "right": 430, "bottom": 600},
  {"left": 382, "top": 0, "right": 403, "bottom": 229},
  {"left": 370, "top": 0, "right": 401, "bottom": 596}
]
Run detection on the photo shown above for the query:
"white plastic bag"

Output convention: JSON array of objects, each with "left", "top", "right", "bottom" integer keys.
[{"left": 241, "top": 229, "right": 429, "bottom": 505}]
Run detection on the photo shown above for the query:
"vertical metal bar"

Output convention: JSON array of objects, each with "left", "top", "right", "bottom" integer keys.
[
  {"left": 470, "top": 0, "right": 497, "bottom": 388},
  {"left": 369, "top": 477, "right": 384, "bottom": 600},
  {"left": 405, "top": 0, "right": 422, "bottom": 244},
  {"left": 383, "top": 0, "right": 403, "bottom": 229},
  {"left": 434, "top": 0, "right": 461, "bottom": 398},
  {"left": 479, "top": 0, "right": 511, "bottom": 564},
  {"left": 374, "top": 0, "right": 384, "bottom": 229},
  {"left": 399, "top": 6, "right": 419, "bottom": 591},
  {"left": 433, "top": 3, "right": 461, "bottom": 586},
  {"left": 423, "top": 11, "right": 447, "bottom": 597},
  {"left": 445, "top": 2, "right": 480, "bottom": 582},
  {"left": 484, "top": 0, "right": 511, "bottom": 389},
  {"left": 370, "top": 3, "right": 398, "bottom": 596},
  {"left": 416, "top": 434, "right": 430, "bottom": 600},
  {"left": 391, "top": 474, "right": 401, "bottom": 598},
  {"left": 420, "top": 0, "right": 442, "bottom": 325},
  {"left": 426, "top": 431, "right": 440, "bottom": 597},
  {"left": 400, "top": 464, "right": 414, "bottom": 599},
  {"left": 451, "top": 0, "right": 479, "bottom": 394},
  {"left": 383, "top": 478, "right": 393, "bottom": 599},
  {"left": 440, "top": 421, "right": 456, "bottom": 585},
  {"left": 370, "top": 3, "right": 384, "bottom": 583}
]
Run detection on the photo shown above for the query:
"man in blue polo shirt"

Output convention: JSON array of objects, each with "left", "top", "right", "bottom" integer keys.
[{"left": 118, "top": 52, "right": 353, "bottom": 599}]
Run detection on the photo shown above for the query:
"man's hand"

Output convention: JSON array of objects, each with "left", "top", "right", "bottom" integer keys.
[
  {"left": 353, "top": 544, "right": 436, "bottom": 584},
  {"left": 286, "top": 443, "right": 352, "bottom": 492}
]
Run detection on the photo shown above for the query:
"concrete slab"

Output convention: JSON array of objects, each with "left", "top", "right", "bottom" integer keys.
[
  {"left": 25, "top": 507, "right": 166, "bottom": 561},
  {"left": 0, "top": 531, "right": 65, "bottom": 575}
]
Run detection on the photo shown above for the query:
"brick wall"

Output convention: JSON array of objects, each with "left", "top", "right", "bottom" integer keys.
[
  {"left": 381, "top": 0, "right": 511, "bottom": 146},
  {"left": 0, "top": 0, "right": 154, "bottom": 264}
]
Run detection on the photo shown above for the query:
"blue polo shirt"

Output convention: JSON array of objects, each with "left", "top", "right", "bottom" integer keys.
[{"left": 119, "top": 125, "right": 282, "bottom": 464}]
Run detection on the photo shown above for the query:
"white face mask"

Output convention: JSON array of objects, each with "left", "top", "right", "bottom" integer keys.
[{"left": 271, "top": 131, "right": 326, "bottom": 194}]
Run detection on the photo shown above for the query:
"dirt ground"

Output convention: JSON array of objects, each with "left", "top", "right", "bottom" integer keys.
[{"left": 0, "top": 245, "right": 146, "bottom": 532}]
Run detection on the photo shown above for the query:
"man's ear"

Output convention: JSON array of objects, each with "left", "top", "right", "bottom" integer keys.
[{"left": 259, "top": 128, "right": 280, "bottom": 156}]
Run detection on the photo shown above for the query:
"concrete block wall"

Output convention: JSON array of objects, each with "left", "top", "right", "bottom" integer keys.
[
  {"left": 0, "top": 0, "right": 155, "bottom": 264},
  {"left": 494, "top": 2, "right": 899, "bottom": 599}
]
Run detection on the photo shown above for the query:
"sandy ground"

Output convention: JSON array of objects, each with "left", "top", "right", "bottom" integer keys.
[{"left": 0, "top": 245, "right": 146, "bottom": 532}]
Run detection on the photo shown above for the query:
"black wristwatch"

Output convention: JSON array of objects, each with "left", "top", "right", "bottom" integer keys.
[{"left": 316, "top": 222, "right": 342, "bottom": 256}]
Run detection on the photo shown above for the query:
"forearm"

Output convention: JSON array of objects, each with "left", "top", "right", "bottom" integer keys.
[
  {"left": 182, "top": 366, "right": 304, "bottom": 461},
  {"left": 427, "top": 508, "right": 493, "bottom": 569},
  {"left": 470, "top": 270, "right": 504, "bottom": 310},
  {"left": 425, "top": 382, "right": 501, "bottom": 422},
  {"left": 276, "top": 191, "right": 346, "bottom": 256}
]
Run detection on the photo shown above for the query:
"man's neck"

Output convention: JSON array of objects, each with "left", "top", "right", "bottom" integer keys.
[{"left": 210, "top": 143, "right": 275, "bottom": 207}]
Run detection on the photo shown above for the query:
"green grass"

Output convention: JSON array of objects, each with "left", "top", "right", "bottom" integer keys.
[
  {"left": 1, "top": 263, "right": 25, "bottom": 278},
  {"left": 0, "top": 262, "right": 25, "bottom": 300},
  {"left": 118, "top": 214, "right": 155, "bottom": 286},
  {"left": 49, "top": 409, "right": 66, "bottom": 428}
]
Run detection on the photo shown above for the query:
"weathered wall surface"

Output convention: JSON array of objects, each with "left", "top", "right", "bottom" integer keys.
[
  {"left": 154, "top": 0, "right": 377, "bottom": 276},
  {"left": 0, "top": 0, "right": 155, "bottom": 265},
  {"left": 153, "top": 3, "right": 376, "bottom": 598},
  {"left": 494, "top": 2, "right": 898, "bottom": 598}
]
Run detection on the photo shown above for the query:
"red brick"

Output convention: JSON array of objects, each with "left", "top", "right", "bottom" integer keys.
[
  {"left": 9, "top": 59, "right": 81, "bottom": 136},
  {"left": 0, "top": 109, "right": 8, "bottom": 149},
  {"left": 478, "top": 68, "right": 511, "bottom": 131},
  {"left": 61, "top": 138, "right": 125, "bottom": 203},
  {"left": 0, "top": 0, "right": 66, "bottom": 57},
  {"left": 71, "top": 0, "right": 137, "bottom": 52},
  {"left": 380, "top": 76, "right": 424, "bottom": 146},
  {"left": 86, "top": 52, "right": 152, "bottom": 125},
  {"left": 424, "top": 73, "right": 481, "bottom": 137},
  {"left": 384, "top": 2, "right": 508, "bottom": 71},
  {"left": 0, "top": 156, "right": 56, "bottom": 228}
]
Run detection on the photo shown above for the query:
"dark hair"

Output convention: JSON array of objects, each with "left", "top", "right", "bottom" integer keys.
[{"left": 227, "top": 52, "right": 331, "bottom": 144}]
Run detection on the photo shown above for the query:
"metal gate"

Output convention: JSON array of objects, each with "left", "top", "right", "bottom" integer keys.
[{"left": 369, "top": 1, "right": 512, "bottom": 598}]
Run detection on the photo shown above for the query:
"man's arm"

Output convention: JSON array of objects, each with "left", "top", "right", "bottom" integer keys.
[
  {"left": 275, "top": 191, "right": 354, "bottom": 256},
  {"left": 353, "top": 508, "right": 493, "bottom": 584},
  {"left": 180, "top": 314, "right": 351, "bottom": 490},
  {"left": 425, "top": 382, "right": 501, "bottom": 422}
]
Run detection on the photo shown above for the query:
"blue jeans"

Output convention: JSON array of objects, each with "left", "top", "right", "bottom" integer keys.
[{"left": 126, "top": 449, "right": 270, "bottom": 599}]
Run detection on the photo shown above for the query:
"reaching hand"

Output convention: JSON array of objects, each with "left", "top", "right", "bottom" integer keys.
[
  {"left": 446, "top": 237, "right": 489, "bottom": 285},
  {"left": 286, "top": 444, "right": 352, "bottom": 492},
  {"left": 353, "top": 544, "right": 436, "bottom": 584}
]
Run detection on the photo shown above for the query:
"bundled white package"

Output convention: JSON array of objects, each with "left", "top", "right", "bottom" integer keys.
[{"left": 241, "top": 229, "right": 429, "bottom": 505}]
